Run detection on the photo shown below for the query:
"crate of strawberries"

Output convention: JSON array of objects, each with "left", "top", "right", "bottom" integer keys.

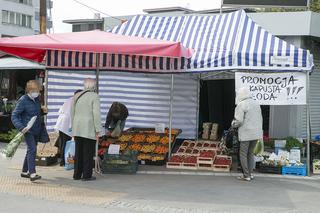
[{"left": 213, "top": 155, "right": 232, "bottom": 172}]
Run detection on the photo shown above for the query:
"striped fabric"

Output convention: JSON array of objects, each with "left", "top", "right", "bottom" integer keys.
[
  {"left": 111, "top": 10, "right": 313, "bottom": 72},
  {"left": 47, "top": 70, "right": 198, "bottom": 139},
  {"left": 46, "top": 50, "right": 188, "bottom": 73}
]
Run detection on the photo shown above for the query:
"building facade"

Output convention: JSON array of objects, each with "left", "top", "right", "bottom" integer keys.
[{"left": 0, "top": 0, "right": 52, "bottom": 37}]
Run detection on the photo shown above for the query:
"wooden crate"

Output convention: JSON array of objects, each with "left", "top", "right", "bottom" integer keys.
[
  {"left": 213, "top": 155, "right": 232, "bottom": 172},
  {"left": 166, "top": 162, "right": 182, "bottom": 169},
  {"left": 197, "top": 163, "right": 214, "bottom": 171},
  {"left": 313, "top": 162, "right": 320, "bottom": 174},
  {"left": 181, "top": 163, "right": 198, "bottom": 170},
  {"left": 213, "top": 164, "right": 231, "bottom": 172}
]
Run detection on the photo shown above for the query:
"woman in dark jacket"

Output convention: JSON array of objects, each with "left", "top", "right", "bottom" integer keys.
[
  {"left": 11, "top": 80, "right": 48, "bottom": 182},
  {"left": 105, "top": 102, "right": 128, "bottom": 137}
]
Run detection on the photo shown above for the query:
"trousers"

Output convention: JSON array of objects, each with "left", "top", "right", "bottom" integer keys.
[
  {"left": 22, "top": 133, "right": 38, "bottom": 174},
  {"left": 239, "top": 140, "right": 257, "bottom": 178},
  {"left": 73, "top": 136, "right": 95, "bottom": 179}
]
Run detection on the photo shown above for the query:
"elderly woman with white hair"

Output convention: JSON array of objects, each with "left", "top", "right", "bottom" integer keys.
[
  {"left": 71, "top": 78, "right": 102, "bottom": 181},
  {"left": 232, "top": 87, "right": 263, "bottom": 182}
]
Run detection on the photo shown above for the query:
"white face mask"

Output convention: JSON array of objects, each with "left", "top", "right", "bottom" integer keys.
[{"left": 30, "top": 92, "right": 39, "bottom": 98}]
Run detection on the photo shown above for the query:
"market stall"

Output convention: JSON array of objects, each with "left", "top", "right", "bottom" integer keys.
[
  {"left": 0, "top": 30, "right": 193, "bottom": 172},
  {"left": 108, "top": 9, "right": 314, "bottom": 175},
  {"left": 0, "top": 10, "right": 315, "bottom": 175}
]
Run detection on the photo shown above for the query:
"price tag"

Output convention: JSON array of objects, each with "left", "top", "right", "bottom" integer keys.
[{"left": 108, "top": 144, "right": 120, "bottom": 155}]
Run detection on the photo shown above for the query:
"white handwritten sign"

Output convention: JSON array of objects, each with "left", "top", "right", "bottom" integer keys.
[
  {"left": 235, "top": 72, "right": 306, "bottom": 105},
  {"left": 108, "top": 144, "right": 120, "bottom": 155}
]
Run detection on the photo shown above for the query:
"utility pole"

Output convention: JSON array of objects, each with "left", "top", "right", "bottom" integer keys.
[{"left": 40, "top": 0, "right": 47, "bottom": 34}]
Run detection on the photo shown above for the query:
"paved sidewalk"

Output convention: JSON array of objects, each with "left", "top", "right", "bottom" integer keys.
[{"left": 1, "top": 144, "right": 320, "bottom": 213}]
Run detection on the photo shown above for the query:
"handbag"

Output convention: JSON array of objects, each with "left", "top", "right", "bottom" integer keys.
[{"left": 39, "top": 121, "right": 50, "bottom": 143}]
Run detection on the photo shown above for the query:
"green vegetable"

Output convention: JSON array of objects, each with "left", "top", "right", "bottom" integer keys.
[
  {"left": 285, "top": 137, "right": 304, "bottom": 151},
  {"left": 1, "top": 132, "right": 24, "bottom": 158}
]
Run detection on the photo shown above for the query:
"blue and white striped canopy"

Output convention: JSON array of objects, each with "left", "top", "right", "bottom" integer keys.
[{"left": 111, "top": 10, "right": 314, "bottom": 72}]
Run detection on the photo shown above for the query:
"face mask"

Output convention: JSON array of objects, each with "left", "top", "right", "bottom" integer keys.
[{"left": 30, "top": 92, "right": 39, "bottom": 98}]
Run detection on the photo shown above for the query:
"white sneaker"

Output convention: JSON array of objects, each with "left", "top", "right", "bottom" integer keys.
[{"left": 237, "top": 176, "right": 251, "bottom": 182}]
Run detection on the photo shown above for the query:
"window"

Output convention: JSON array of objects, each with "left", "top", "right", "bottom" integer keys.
[
  {"left": 2, "top": 10, "right": 32, "bottom": 28},
  {"left": 73, "top": 25, "right": 81, "bottom": 32},
  {"left": 96, "top": 23, "right": 103, "bottom": 30},
  {"left": 9, "top": 11, "right": 15, "bottom": 24},
  {"left": 27, "top": 15, "right": 32, "bottom": 28},
  {"left": 88, "top": 24, "right": 94, "bottom": 31},
  {"left": 2, "top": 10, "right": 9, "bottom": 23},
  {"left": 16, "top": 13, "right": 21, "bottom": 25},
  {"left": 21, "top": 14, "right": 26, "bottom": 27}
]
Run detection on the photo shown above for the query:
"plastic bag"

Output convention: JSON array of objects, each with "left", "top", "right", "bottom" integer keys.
[
  {"left": 111, "top": 120, "right": 122, "bottom": 138},
  {"left": 254, "top": 140, "right": 264, "bottom": 155},
  {"left": 64, "top": 140, "right": 75, "bottom": 170},
  {"left": 1, "top": 116, "right": 37, "bottom": 159}
]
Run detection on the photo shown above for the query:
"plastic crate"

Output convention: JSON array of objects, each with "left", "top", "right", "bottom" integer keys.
[
  {"left": 282, "top": 165, "right": 307, "bottom": 176},
  {"left": 259, "top": 164, "right": 282, "bottom": 174},
  {"left": 102, "top": 161, "right": 138, "bottom": 174}
]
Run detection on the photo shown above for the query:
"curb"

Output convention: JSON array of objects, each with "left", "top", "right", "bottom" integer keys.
[{"left": 137, "top": 170, "right": 320, "bottom": 180}]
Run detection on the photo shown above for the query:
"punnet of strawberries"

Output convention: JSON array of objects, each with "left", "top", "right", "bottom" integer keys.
[
  {"left": 183, "top": 156, "right": 197, "bottom": 164},
  {"left": 169, "top": 155, "right": 185, "bottom": 163},
  {"left": 214, "top": 157, "right": 231, "bottom": 165},
  {"left": 199, "top": 150, "right": 216, "bottom": 158}
]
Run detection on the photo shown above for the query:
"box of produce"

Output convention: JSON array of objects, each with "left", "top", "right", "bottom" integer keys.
[
  {"left": 140, "top": 144, "right": 156, "bottom": 153},
  {"left": 102, "top": 162, "right": 138, "bottom": 174},
  {"left": 313, "top": 159, "right": 320, "bottom": 174},
  {"left": 166, "top": 155, "right": 185, "bottom": 168},
  {"left": 104, "top": 150, "right": 138, "bottom": 164},
  {"left": 282, "top": 164, "right": 306, "bottom": 176},
  {"left": 182, "top": 156, "right": 198, "bottom": 169},
  {"left": 259, "top": 164, "right": 282, "bottom": 174},
  {"left": 197, "top": 150, "right": 216, "bottom": 164},
  {"left": 213, "top": 155, "right": 232, "bottom": 172}
]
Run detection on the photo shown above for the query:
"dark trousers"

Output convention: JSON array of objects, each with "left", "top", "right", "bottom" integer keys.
[
  {"left": 22, "top": 133, "right": 38, "bottom": 174},
  {"left": 58, "top": 131, "right": 72, "bottom": 165},
  {"left": 73, "top": 136, "right": 95, "bottom": 179}
]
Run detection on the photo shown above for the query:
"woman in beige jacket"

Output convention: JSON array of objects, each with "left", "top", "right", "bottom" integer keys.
[{"left": 71, "top": 78, "right": 102, "bottom": 181}]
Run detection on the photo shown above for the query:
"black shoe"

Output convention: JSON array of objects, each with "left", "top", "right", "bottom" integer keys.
[
  {"left": 82, "top": 176, "right": 96, "bottom": 181},
  {"left": 30, "top": 174, "right": 42, "bottom": 182},
  {"left": 73, "top": 177, "right": 81, "bottom": 180},
  {"left": 21, "top": 173, "right": 30, "bottom": 178}
]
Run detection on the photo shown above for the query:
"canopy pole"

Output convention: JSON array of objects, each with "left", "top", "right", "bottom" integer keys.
[
  {"left": 306, "top": 70, "right": 311, "bottom": 176},
  {"left": 95, "top": 53, "right": 101, "bottom": 174},
  {"left": 195, "top": 74, "right": 201, "bottom": 140},
  {"left": 220, "top": 0, "right": 223, "bottom": 14},
  {"left": 168, "top": 74, "right": 174, "bottom": 158},
  {"left": 44, "top": 69, "right": 49, "bottom": 125}
]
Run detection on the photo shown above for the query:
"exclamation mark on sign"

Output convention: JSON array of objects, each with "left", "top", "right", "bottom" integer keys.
[
  {"left": 292, "top": 86, "right": 297, "bottom": 95},
  {"left": 296, "top": 87, "right": 304, "bottom": 95}
]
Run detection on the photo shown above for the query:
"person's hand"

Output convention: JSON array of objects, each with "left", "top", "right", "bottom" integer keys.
[
  {"left": 96, "top": 132, "right": 101, "bottom": 141},
  {"left": 41, "top": 106, "right": 48, "bottom": 114},
  {"left": 21, "top": 127, "right": 29, "bottom": 134}
]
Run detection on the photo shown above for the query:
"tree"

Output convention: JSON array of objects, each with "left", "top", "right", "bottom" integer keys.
[{"left": 311, "top": 0, "right": 320, "bottom": 12}]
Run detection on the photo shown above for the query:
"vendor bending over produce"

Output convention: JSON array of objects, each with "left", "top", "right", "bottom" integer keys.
[{"left": 105, "top": 102, "right": 128, "bottom": 137}]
